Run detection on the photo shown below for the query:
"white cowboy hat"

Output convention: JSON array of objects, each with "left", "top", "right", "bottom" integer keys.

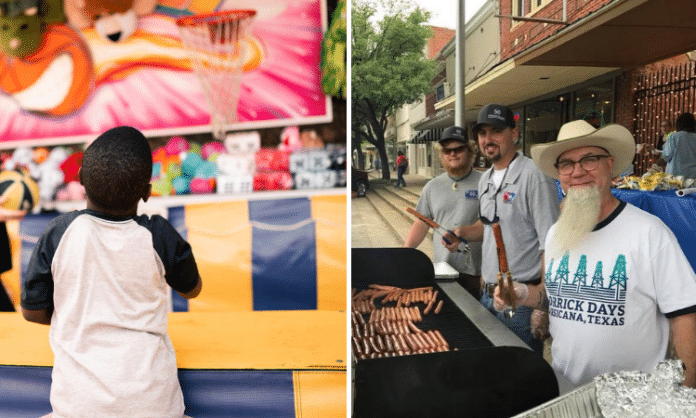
[{"left": 530, "top": 120, "right": 635, "bottom": 179}]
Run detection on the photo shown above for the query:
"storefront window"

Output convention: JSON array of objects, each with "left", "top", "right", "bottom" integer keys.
[
  {"left": 573, "top": 80, "right": 614, "bottom": 127},
  {"left": 507, "top": 80, "right": 614, "bottom": 158},
  {"left": 523, "top": 100, "right": 563, "bottom": 156},
  {"left": 416, "top": 143, "right": 425, "bottom": 171},
  {"left": 512, "top": 106, "right": 524, "bottom": 151}
]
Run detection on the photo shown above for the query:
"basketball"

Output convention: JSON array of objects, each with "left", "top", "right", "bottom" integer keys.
[{"left": 0, "top": 170, "right": 40, "bottom": 211}]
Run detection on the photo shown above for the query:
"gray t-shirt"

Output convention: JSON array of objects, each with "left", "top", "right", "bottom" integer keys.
[
  {"left": 416, "top": 169, "right": 482, "bottom": 276},
  {"left": 479, "top": 153, "right": 559, "bottom": 284}
]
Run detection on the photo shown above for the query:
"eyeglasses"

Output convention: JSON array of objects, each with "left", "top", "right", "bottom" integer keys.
[
  {"left": 442, "top": 145, "right": 467, "bottom": 155},
  {"left": 478, "top": 185, "right": 499, "bottom": 225},
  {"left": 554, "top": 154, "right": 611, "bottom": 175}
]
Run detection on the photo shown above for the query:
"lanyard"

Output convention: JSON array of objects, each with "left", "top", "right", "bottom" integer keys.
[{"left": 479, "top": 153, "right": 517, "bottom": 225}]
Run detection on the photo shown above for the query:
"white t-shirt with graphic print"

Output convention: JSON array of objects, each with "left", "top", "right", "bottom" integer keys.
[{"left": 543, "top": 201, "right": 696, "bottom": 386}]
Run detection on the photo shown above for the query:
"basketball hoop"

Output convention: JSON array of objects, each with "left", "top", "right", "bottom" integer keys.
[{"left": 177, "top": 10, "right": 256, "bottom": 140}]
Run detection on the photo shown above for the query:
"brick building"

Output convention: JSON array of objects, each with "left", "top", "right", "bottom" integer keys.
[
  {"left": 500, "top": 0, "right": 614, "bottom": 62},
  {"left": 427, "top": 26, "right": 456, "bottom": 60},
  {"left": 466, "top": 0, "right": 696, "bottom": 175},
  {"left": 403, "top": 0, "right": 696, "bottom": 177}
]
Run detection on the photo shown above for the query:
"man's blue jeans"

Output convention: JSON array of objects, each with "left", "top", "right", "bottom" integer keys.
[{"left": 480, "top": 292, "right": 544, "bottom": 354}]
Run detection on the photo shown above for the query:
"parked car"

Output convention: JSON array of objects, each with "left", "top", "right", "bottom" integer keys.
[{"left": 352, "top": 167, "right": 369, "bottom": 197}]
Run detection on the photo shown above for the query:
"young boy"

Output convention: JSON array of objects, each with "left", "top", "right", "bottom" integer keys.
[{"left": 21, "top": 126, "right": 202, "bottom": 418}]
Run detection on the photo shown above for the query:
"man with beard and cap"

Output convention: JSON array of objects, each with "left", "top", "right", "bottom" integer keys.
[
  {"left": 493, "top": 119, "right": 696, "bottom": 388},
  {"left": 446, "top": 104, "right": 560, "bottom": 355},
  {"left": 404, "top": 126, "right": 482, "bottom": 298}
]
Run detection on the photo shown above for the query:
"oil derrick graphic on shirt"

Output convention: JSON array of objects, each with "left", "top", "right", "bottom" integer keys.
[
  {"left": 574, "top": 255, "right": 588, "bottom": 292},
  {"left": 544, "top": 259, "right": 554, "bottom": 283},
  {"left": 546, "top": 253, "right": 627, "bottom": 325},
  {"left": 608, "top": 254, "right": 628, "bottom": 301},
  {"left": 546, "top": 254, "right": 626, "bottom": 301},
  {"left": 553, "top": 252, "right": 570, "bottom": 295},
  {"left": 591, "top": 261, "right": 604, "bottom": 288}
]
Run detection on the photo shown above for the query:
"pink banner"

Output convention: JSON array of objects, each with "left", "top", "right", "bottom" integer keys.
[{"left": 0, "top": 0, "right": 330, "bottom": 145}]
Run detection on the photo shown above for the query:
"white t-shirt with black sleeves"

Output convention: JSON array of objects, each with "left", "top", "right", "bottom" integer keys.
[
  {"left": 544, "top": 201, "right": 696, "bottom": 386},
  {"left": 22, "top": 209, "right": 199, "bottom": 418}
]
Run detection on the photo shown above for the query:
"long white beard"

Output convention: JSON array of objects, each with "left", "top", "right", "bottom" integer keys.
[{"left": 550, "top": 185, "right": 601, "bottom": 258}]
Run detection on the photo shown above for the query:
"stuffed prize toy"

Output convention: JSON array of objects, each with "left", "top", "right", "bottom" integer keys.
[
  {"left": 164, "top": 136, "right": 189, "bottom": 156},
  {"left": 201, "top": 141, "right": 225, "bottom": 161},
  {"left": 55, "top": 180, "right": 85, "bottom": 201},
  {"left": 35, "top": 147, "right": 68, "bottom": 204},
  {"left": 59, "top": 152, "right": 83, "bottom": 184}
]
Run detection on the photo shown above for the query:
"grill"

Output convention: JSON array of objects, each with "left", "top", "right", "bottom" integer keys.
[
  {"left": 352, "top": 280, "right": 492, "bottom": 354},
  {"left": 352, "top": 248, "right": 560, "bottom": 418},
  {"left": 352, "top": 248, "right": 492, "bottom": 353}
]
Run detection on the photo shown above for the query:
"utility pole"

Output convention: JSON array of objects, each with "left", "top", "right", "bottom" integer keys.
[{"left": 455, "top": 0, "right": 465, "bottom": 127}]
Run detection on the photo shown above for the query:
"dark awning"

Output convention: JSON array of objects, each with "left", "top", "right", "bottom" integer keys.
[
  {"left": 518, "top": 0, "right": 696, "bottom": 68},
  {"left": 411, "top": 128, "right": 443, "bottom": 144}
]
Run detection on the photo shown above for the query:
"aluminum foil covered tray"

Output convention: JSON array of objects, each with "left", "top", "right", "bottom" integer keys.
[
  {"left": 512, "top": 360, "right": 696, "bottom": 418},
  {"left": 595, "top": 360, "right": 696, "bottom": 418},
  {"left": 510, "top": 382, "right": 602, "bottom": 418}
]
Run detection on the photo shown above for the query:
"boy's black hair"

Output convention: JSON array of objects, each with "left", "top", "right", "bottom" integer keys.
[{"left": 81, "top": 126, "right": 152, "bottom": 211}]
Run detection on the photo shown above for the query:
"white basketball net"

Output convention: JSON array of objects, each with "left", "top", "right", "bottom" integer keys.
[{"left": 177, "top": 11, "right": 256, "bottom": 140}]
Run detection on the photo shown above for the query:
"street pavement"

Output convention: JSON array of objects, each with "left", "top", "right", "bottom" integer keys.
[{"left": 350, "top": 169, "right": 432, "bottom": 249}]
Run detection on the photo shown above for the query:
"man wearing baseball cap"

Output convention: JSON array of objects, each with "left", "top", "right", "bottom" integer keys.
[
  {"left": 404, "top": 126, "right": 482, "bottom": 298},
  {"left": 447, "top": 104, "right": 560, "bottom": 355},
  {"left": 494, "top": 119, "right": 696, "bottom": 387}
]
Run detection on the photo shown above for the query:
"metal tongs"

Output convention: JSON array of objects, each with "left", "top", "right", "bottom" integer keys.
[
  {"left": 492, "top": 222, "right": 516, "bottom": 318},
  {"left": 406, "top": 207, "right": 470, "bottom": 253}
]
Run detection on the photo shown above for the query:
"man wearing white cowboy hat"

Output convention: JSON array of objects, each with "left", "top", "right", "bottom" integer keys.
[{"left": 494, "top": 119, "right": 696, "bottom": 388}]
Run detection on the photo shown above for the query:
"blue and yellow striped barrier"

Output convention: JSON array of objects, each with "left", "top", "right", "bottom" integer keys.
[
  {"left": 2, "top": 194, "right": 346, "bottom": 313},
  {"left": 0, "top": 193, "right": 347, "bottom": 417},
  {"left": 0, "top": 311, "right": 346, "bottom": 417}
]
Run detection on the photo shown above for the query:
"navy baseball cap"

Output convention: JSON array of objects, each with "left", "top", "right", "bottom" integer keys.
[
  {"left": 472, "top": 103, "right": 516, "bottom": 135},
  {"left": 438, "top": 126, "right": 467, "bottom": 145}
]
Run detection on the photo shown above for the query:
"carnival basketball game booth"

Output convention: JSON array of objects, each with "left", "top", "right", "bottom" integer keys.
[{"left": 0, "top": 1, "right": 347, "bottom": 416}]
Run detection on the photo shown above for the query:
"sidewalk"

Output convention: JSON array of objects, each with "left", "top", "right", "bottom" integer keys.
[
  {"left": 367, "top": 169, "right": 432, "bottom": 194},
  {"left": 351, "top": 169, "right": 434, "bottom": 250}
]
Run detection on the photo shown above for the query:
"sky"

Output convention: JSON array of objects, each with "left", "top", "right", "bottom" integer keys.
[{"left": 411, "top": 0, "right": 489, "bottom": 27}]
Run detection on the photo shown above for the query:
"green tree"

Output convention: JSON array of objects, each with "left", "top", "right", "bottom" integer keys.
[{"left": 352, "top": 0, "right": 437, "bottom": 178}]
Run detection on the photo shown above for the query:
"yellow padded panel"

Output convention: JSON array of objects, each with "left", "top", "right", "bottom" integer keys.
[
  {"left": 311, "top": 194, "right": 347, "bottom": 311},
  {"left": 294, "top": 370, "right": 347, "bottom": 418},
  {"left": 171, "top": 311, "right": 346, "bottom": 369},
  {"left": 0, "top": 313, "right": 52, "bottom": 366},
  {"left": 184, "top": 201, "right": 253, "bottom": 311},
  {"left": 0, "top": 311, "right": 347, "bottom": 370}
]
